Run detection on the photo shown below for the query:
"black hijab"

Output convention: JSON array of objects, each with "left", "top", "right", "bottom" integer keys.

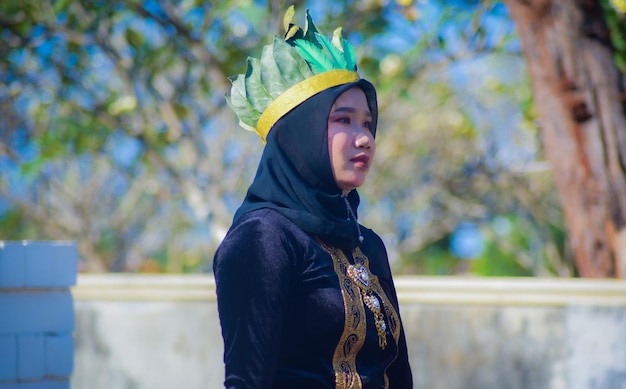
[{"left": 233, "top": 79, "right": 378, "bottom": 249}]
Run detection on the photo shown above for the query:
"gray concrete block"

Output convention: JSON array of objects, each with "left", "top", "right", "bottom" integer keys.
[
  {"left": 0, "top": 380, "right": 69, "bottom": 389},
  {"left": 0, "top": 335, "right": 17, "bottom": 381},
  {"left": 567, "top": 306, "right": 626, "bottom": 389},
  {"left": 24, "top": 242, "right": 77, "bottom": 288},
  {"left": 0, "top": 242, "right": 25, "bottom": 289},
  {"left": 45, "top": 334, "right": 74, "bottom": 377},
  {"left": 0, "top": 291, "right": 74, "bottom": 334},
  {"left": 17, "top": 335, "right": 45, "bottom": 380}
]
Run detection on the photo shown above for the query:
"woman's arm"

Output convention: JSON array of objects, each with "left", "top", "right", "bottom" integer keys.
[
  {"left": 386, "top": 326, "right": 414, "bottom": 388},
  {"left": 213, "top": 215, "right": 297, "bottom": 389},
  {"left": 365, "top": 229, "right": 414, "bottom": 388}
]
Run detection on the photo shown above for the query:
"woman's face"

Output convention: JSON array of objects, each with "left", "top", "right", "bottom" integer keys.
[{"left": 327, "top": 87, "right": 376, "bottom": 191}]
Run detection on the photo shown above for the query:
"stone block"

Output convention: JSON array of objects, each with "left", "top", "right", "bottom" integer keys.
[
  {"left": 45, "top": 334, "right": 74, "bottom": 377},
  {"left": 567, "top": 306, "right": 626, "bottom": 389},
  {"left": 0, "top": 335, "right": 17, "bottom": 381},
  {"left": 17, "top": 335, "right": 45, "bottom": 380},
  {"left": 0, "top": 291, "right": 74, "bottom": 334},
  {"left": 0, "top": 380, "right": 69, "bottom": 389},
  {"left": 24, "top": 242, "right": 77, "bottom": 288},
  {"left": 0, "top": 242, "right": 25, "bottom": 288},
  {"left": 52, "top": 243, "right": 77, "bottom": 288}
]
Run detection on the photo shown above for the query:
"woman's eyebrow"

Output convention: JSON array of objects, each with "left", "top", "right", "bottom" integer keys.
[{"left": 331, "top": 106, "right": 372, "bottom": 117}]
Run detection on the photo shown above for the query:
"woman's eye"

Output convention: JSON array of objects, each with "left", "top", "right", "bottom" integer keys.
[
  {"left": 338, "top": 117, "right": 350, "bottom": 124},
  {"left": 363, "top": 121, "right": 372, "bottom": 129}
]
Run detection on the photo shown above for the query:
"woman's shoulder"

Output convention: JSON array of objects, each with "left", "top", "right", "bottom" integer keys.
[
  {"left": 231, "top": 208, "right": 305, "bottom": 236},
  {"left": 219, "top": 208, "right": 311, "bottom": 251},
  {"left": 214, "top": 208, "right": 314, "bottom": 272}
]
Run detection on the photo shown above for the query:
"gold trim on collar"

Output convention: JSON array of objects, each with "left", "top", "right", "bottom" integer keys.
[{"left": 256, "top": 69, "right": 360, "bottom": 144}]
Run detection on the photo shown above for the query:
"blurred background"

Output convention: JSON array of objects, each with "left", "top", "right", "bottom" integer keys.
[{"left": 1, "top": 0, "right": 625, "bottom": 277}]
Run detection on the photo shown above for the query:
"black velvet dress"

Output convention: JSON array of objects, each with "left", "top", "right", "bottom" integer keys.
[{"left": 213, "top": 79, "right": 413, "bottom": 389}]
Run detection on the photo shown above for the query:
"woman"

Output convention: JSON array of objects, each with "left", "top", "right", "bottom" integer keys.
[{"left": 213, "top": 8, "right": 413, "bottom": 389}]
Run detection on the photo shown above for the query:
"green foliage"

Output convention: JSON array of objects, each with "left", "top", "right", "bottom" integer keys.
[
  {"left": 293, "top": 38, "right": 336, "bottom": 73},
  {"left": 227, "top": 74, "right": 262, "bottom": 132},
  {"left": 405, "top": 237, "right": 461, "bottom": 275},
  {"left": 0, "top": 209, "right": 34, "bottom": 240},
  {"left": 601, "top": 0, "right": 626, "bottom": 73},
  {"left": 0, "top": 0, "right": 571, "bottom": 276},
  {"left": 272, "top": 37, "right": 314, "bottom": 84},
  {"left": 260, "top": 44, "right": 289, "bottom": 98},
  {"left": 470, "top": 244, "right": 534, "bottom": 277},
  {"left": 244, "top": 57, "right": 274, "bottom": 113},
  {"left": 226, "top": 37, "right": 315, "bottom": 133},
  {"left": 315, "top": 33, "right": 348, "bottom": 69},
  {"left": 469, "top": 217, "right": 539, "bottom": 277},
  {"left": 402, "top": 215, "right": 567, "bottom": 277},
  {"left": 333, "top": 28, "right": 357, "bottom": 71},
  {"left": 0, "top": 0, "right": 267, "bottom": 271}
]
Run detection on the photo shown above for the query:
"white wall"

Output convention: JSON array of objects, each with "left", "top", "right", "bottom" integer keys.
[{"left": 71, "top": 275, "right": 626, "bottom": 389}]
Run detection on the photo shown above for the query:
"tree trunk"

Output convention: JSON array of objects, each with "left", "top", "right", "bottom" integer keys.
[{"left": 504, "top": 0, "right": 626, "bottom": 277}]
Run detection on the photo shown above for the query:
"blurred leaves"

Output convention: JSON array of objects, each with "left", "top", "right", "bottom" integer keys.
[
  {"left": 0, "top": 0, "right": 264, "bottom": 271},
  {"left": 603, "top": 0, "right": 626, "bottom": 73},
  {"left": 0, "top": 0, "right": 569, "bottom": 276}
]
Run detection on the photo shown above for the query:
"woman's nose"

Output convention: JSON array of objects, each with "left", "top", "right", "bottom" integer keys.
[{"left": 355, "top": 131, "right": 373, "bottom": 149}]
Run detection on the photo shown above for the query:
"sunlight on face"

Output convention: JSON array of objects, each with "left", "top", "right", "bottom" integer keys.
[{"left": 327, "top": 87, "right": 375, "bottom": 191}]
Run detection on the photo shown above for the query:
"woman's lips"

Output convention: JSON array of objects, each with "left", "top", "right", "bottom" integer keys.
[{"left": 351, "top": 155, "right": 370, "bottom": 168}]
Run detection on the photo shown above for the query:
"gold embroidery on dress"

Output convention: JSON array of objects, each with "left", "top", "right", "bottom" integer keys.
[
  {"left": 319, "top": 240, "right": 365, "bottom": 389},
  {"left": 353, "top": 247, "right": 401, "bottom": 343},
  {"left": 317, "top": 240, "right": 402, "bottom": 389},
  {"left": 347, "top": 257, "right": 387, "bottom": 349}
]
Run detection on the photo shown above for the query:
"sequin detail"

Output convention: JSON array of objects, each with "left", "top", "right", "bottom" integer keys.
[{"left": 347, "top": 264, "right": 387, "bottom": 349}]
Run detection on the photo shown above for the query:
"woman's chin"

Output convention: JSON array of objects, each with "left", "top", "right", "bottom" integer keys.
[{"left": 337, "top": 177, "right": 367, "bottom": 191}]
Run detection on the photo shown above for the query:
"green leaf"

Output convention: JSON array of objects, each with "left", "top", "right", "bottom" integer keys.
[
  {"left": 273, "top": 38, "right": 314, "bottom": 84},
  {"left": 125, "top": 27, "right": 144, "bottom": 48},
  {"left": 283, "top": 5, "right": 304, "bottom": 41},
  {"left": 315, "top": 32, "right": 347, "bottom": 69},
  {"left": 20, "top": 158, "right": 45, "bottom": 180},
  {"left": 226, "top": 74, "right": 261, "bottom": 131},
  {"left": 53, "top": 0, "right": 72, "bottom": 13},
  {"left": 303, "top": 9, "right": 321, "bottom": 46},
  {"left": 294, "top": 39, "right": 335, "bottom": 74},
  {"left": 342, "top": 38, "right": 357, "bottom": 70},
  {"left": 173, "top": 103, "right": 189, "bottom": 119},
  {"left": 284, "top": 25, "right": 301, "bottom": 41},
  {"left": 331, "top": 28, "right": 357, "bottom": 70},
  {"left": 244, "top": 57, "right": 273, "bottom": 113},
  {"left": 283, "top": 5, "right": 295, "bottom": 32},
  {"left": 613, "top": 35, "right": 626, "bottom": 51},
  {"left": 237, "top": 119, "right": 257, "bottom": 133},
  {"left": 332, "top": 27, "right": 344, "bottom": 51},
  {"left": 260, "top": 44, "right": 287, "bottom": 98}
]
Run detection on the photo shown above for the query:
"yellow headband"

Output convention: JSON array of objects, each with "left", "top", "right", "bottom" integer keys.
[{"left": 256, "top": 69, "right": 360, "bottom": 144}]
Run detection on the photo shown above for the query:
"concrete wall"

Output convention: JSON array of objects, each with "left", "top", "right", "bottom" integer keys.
[
  {"left": 72, "top": 275, "right": 222, "bottom": 389},
  {"left": 0, "top": 241, "right": 77, "bottom": 389},
  {"left": 72, "top": 275, "right": 626, "bottom": 389},
  {"left": 397, "top": 278, "right": 626, "bottom": 389}
]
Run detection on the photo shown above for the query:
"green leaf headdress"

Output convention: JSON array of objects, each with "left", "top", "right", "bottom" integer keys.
[{"left": 226, "top": 6, "right": 360, "bottom": 144}]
